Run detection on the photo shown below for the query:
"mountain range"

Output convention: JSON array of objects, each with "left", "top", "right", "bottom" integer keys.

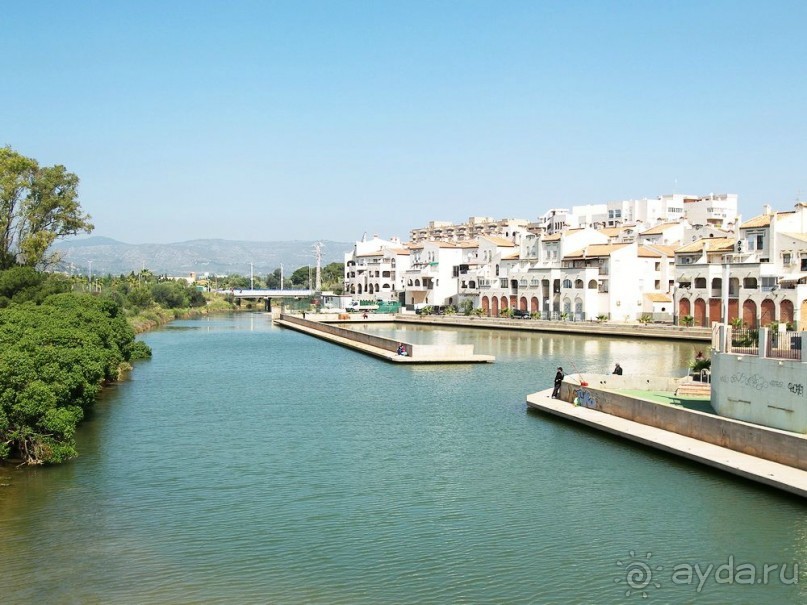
[{"left": 51, "top": 237, "right": 353, "bottom": 277}]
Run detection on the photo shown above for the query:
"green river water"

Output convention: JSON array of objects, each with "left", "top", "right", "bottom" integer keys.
[{"left": 0, "top": 313, "right": 804, "bottom": 604}]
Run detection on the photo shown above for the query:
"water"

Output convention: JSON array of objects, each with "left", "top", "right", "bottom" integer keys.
[{"left": 1, "top": 314, "right": 804, "bottom": 604}]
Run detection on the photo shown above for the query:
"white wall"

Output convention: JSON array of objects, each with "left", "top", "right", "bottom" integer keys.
[{"left": 712, "top": 350, "right": 807, "bottom": 433}]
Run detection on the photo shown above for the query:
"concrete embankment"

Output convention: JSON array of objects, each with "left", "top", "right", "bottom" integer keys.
[
  {"left": 275, "top": 314, "right": 494, "bottom": 364},
  {"left": 527, "top": 381, "right": 807, "bottom": 498},
  {"left": 394, "top": 315, "right": 711, "bottom": 342}
]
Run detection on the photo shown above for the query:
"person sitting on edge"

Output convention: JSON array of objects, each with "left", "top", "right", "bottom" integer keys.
[
  {"left": 613, "top": 363, "right": 623, "bottom": 375},
  {"left": 552, "top": 367, "right": 564, "bottom": 398}
]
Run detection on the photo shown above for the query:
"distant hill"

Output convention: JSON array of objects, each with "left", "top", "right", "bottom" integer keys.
[{"left": 50, "top": 237, "right": 353, "bottom": 277}]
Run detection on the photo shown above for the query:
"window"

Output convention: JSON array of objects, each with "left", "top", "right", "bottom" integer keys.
[
  {"left": 761, "top": 276, "right": 778, "bottom": 290},
  {"left": 562, "top": 279, "right": 572, "bottom": 288}
]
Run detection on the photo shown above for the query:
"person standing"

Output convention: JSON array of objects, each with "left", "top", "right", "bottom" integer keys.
[
  {"left": 613, "top": 363, "right": 623, "bottom": 375},
  {"left": 552, "top": 367, "right": 564, "bottom": 398}
]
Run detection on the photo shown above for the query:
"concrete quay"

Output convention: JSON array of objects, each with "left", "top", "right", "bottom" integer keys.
[
  {"left": 527, "top": 388, "right": 807, "bottom": 498},
  {"left": 395, "top": 314, "right": 711, "bottom": 342},
  {"left": 275, "top": 314, "right": 494, "bottom": 364}
]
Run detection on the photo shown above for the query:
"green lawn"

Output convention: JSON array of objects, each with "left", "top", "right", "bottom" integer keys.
[{"left": 618, "top": 390, "right": 716, "bottom": 414}]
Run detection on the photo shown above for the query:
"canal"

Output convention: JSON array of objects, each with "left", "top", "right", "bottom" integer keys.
[{"left": 0, "top": 313, "right": 804, "bottom": 603}]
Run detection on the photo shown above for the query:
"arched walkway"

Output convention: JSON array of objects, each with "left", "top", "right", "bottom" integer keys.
[
  {"left": 694, "top": 298, "right": 706, "bottom": 326},
  {"left": 760, "top": 299, "right": 775, "bottom": 325},
  {"left": 481, "top": 296, "right": 490, "bottom": 315},
  {"left": 491, "top": 297, "right": 499, "bottom": 317},
  {"left": 709, "top": 299, "right": 722, "bottom": 324},
  {"left": 519, "top": 296, "right": 528, "bottom": 311},
  {"left": 530, "top": 297, "right": 539, "bottom": 313},
  {"left": 742, "top": 299, "right": 757, "bottom": 328},
  {"left": 500, "top": 296, "right": 508, "bottom": 311},
  {"left": 781, "top": 300, "right": 794, "bottom": 326},
  {"left": 679, "top": 298, "right": 691, "bottom": 319}
]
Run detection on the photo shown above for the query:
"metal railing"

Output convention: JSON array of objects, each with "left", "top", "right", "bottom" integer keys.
[
  {"left": 768, "top": 331, "right": 803, "bottom": 360},
  {"left": 729, "top": 328, "right": 759, "bottom": 356}
]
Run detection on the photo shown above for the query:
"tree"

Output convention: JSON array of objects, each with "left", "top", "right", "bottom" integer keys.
[
  {"left": 265, "top": 269, "right": 281, "bottom": 289},
  {"left": 290, "top": 266, "right": 311, "bottom": 288},
  {"left": 0, "top": 147, "right": 93, "bottom": 269}
]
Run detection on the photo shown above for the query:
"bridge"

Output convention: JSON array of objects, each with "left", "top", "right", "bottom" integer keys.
[{"left": 218, "top": 289, "right": 316, "bottom": 311}]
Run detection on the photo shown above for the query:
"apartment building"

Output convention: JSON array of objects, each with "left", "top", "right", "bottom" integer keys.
[
  {"left": 409, "top": 216, "right": 531, "bottom": 243},
  {"left": 343, "top": 236, "right": 410, "bottom": 303},
  {"left": 674, "top": 203, "right": 807, "bottom": 328}
]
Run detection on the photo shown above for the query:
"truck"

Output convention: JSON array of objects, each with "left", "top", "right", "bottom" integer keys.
[{"left": 346, "top": 300, "right": 379, "bottom": 313}]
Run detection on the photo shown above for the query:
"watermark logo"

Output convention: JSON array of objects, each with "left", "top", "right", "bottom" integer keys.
[
  {"left": 615, "top": 551, "right": 799, "bottom": 597},
  {"left": 615, "top": 551, "right": 663, "bottom": 598}
]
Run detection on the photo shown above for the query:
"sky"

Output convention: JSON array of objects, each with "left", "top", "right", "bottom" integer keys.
[{"left": 2, "top": 1, "right": 806, "bottom": 244}]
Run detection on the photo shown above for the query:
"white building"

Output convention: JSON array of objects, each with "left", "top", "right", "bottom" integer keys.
[
  {"left": 674, "top": 203, "right": 807, "bottom": 328},
  {"left": 403, "top": 241, "right": 475, "bottom": 308},
  {"left": 344, "top": 236, "right": 410, "bottom": 302}
]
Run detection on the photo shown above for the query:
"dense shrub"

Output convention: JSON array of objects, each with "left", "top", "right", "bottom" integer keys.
[{"left": 0, "top": 289, "right": 151, "bottom": 464}]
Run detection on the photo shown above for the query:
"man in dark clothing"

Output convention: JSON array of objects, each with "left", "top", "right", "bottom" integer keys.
[
  {"left": 613, "top": 363, "right": 623, "bottom": 375},
  {"left": 552, "top": 367, "right": 564, "bottom": 398}
]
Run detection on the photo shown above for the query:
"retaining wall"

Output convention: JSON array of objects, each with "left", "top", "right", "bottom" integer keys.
[{"left": 558, "top": 378, "right": 807, "bottom": 470}]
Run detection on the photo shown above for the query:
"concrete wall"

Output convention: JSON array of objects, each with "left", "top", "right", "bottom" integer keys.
[
  {"left": 281, "top": 314, "right": 405, "bottom": 354},
  {"left": 712, "top": 351, "right": 807, "bottom": 433},
  {"left": 563, "top": 373, "right": 687, "bottom": 393},
  {"left": 557, "top": 379, "right": 807, "bottom": 470},
  {"left": 280, "top": 315, "right": 474, "bottom": 359}
]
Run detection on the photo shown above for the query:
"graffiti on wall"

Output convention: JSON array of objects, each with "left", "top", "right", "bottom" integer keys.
[
  {"left": 719, "top": 371, "right": 804, "bottom": 398},
  {"left": 574, "top": 388, "right": 597, "bottom": 409}
]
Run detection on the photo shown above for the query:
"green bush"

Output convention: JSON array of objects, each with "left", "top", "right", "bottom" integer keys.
[{"left": 0, "top": 289, "right": 150, "bottom": 465}]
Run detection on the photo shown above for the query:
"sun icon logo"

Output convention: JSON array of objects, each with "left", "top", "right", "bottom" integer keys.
[{"left": 615, "top": 551, "right": 663, "bottom": 598}]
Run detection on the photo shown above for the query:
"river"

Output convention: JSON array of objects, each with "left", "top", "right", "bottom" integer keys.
[{"left": 0, "top": 313, "right": 804, "bottom": 604}]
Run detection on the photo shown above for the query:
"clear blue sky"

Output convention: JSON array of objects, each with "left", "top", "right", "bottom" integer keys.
[{"left": 2, "top": 1, "right": 805, "bottom": 243}]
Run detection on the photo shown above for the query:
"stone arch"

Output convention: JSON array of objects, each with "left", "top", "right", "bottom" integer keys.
[
  {"left": 694, "top": 298, "right": 706, "bottom": 327},
  {"left": 500, "top": 296, "right": 509, "bottom": 311},
  {"left": 519, "top": 296, "right": 528, "bottom": 311},
  {"left": 574, "top": 279, "right": 584, "bottom": 289},
  {"left": 588, "top": 279, "right": 597, "bottom": 289},
  {"left": 781, "top": 300, "right": 794, "bottom": 326},
  {"left": 530, "top": 296, "right": 539, "bottom": 313},
  {"left": 760, "top": 299, "right": 775, "bottom": 325},
  {"left": 481, "top": 296, "right": 490, "bottom": 315},
  {"left": 742, "top": 299, "right": 757, "bottom": 328},
  {"left": 491, "top": 297, "right": 499, "bottom": 317},
  {"left": 562, "top": 297, "right": 572, "bottom": 314}
]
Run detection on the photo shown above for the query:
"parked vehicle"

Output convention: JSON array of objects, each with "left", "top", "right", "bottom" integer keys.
[
  {"left": 346, "top": 300, "right": 379, "bottom": 313},
  {"left": 512, "top": 309, "right": 531, "bottom": 319}
]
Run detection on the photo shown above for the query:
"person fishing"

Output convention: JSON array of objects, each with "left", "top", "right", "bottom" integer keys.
[{"left": 552, "top": 367, "right": 564, "bottom": 398}]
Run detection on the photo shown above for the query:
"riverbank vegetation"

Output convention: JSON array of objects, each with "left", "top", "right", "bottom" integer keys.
[{"left": 0, "top": 277, "right": 149, "bottom": 464}]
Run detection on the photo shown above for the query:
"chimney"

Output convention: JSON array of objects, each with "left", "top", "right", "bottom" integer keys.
[{"left": 763, "top": 204, "right": 772, "bottom": 216}]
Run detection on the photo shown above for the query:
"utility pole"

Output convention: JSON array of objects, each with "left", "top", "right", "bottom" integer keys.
[
  {"left": 314, "top": 241, "right": 323, "bottom": 291},
  {"left": 280, "top": 264, "right": 284, "bottom": 290}
]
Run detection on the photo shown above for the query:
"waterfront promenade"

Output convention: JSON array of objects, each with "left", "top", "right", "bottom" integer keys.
[
  {"left": 394, "top": 314, "right": 711, "bottom": 341},
  {"left": 527, "top": 388, "right": 807, "bottom": 498},
  {"left": 275, "top": 314, "right": 494, "bottom": 363}
]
